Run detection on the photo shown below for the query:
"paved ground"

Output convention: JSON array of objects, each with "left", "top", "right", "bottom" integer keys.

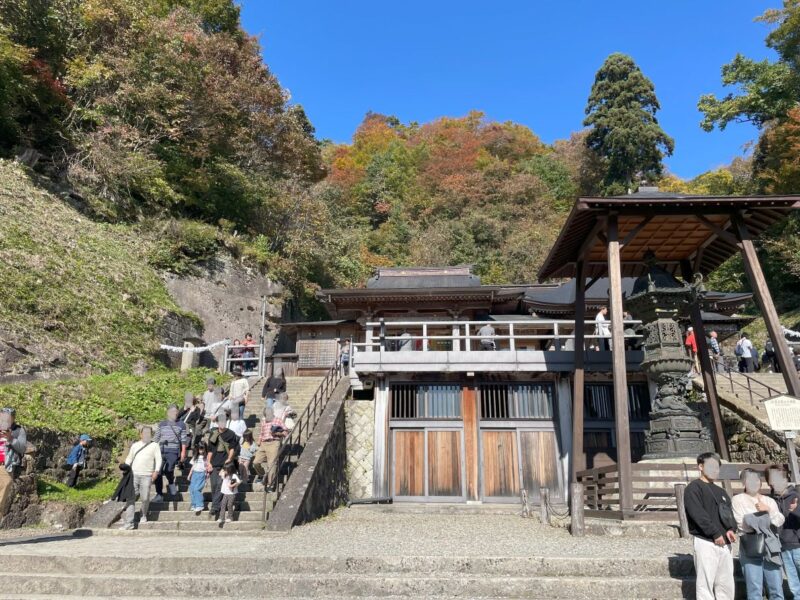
[{"left": 0, "top": 506, "right": 693, "bottom": 560}]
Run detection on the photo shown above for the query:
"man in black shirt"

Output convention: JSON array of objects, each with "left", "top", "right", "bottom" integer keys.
[
  {"left": 684, "top": 452, "right": 737, "bottom": 600},
  {"left": 207, "top": 414, "right": 239, "bottom": 518}
]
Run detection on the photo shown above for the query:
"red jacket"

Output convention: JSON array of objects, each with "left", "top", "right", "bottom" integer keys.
[{"left": 685, "top": 331, "right": 697, "bottom": 353}]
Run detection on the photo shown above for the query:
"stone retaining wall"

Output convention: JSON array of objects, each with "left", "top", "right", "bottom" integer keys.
[
  {"left": 27, "top": 427, "right": 115, "bottom": 483},
  {"left": 345, "top": 399, "right": 374, "bottom": 499}
]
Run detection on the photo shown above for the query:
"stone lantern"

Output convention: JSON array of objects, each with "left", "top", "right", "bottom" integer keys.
[{"left": 625, "top": 251, "right": 715, "bottom": 459}]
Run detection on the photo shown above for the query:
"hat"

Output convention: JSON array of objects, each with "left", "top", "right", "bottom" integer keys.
[
  {"left": 79, "top": 434, "right": 92, "bottom": 442},
  {"left": 687, "top": 327, "right": 693, "bottom": 332},
  {"left": 1, "top": 407, "right": 15, "bottom": 415}
]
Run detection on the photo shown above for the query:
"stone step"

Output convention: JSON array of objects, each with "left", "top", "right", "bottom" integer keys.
[
  {"left": 7, "top": 572, "right": 693, "bottom": 598},
  {"left": 146, "top": 510, "right": 264, "bottom": 522},
  {"left": 150, "top": 491, "right": 266, "bottom": 502},
  {"left": 136, "top": 520, "right": 264, "bottom": 532},
  {"left": 148, "top": 500, "right": 264, "bottom": 511},
  {"left": 12, "top": 554, "right": 693, "bottom": 578}
]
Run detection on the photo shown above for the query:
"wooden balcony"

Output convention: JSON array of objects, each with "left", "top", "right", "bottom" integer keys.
[{"left": 350, "top": 319, "right": 644, "bottom": 374}]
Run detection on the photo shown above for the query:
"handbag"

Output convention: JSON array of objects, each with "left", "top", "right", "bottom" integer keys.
[{"left": 739, "top": 532, "right": 766, "bottom": 558}]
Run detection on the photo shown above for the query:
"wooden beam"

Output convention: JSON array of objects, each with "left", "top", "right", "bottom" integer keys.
[
  {"left": 571, "top": 260, "right": 586, "bottom": 483},
  {"left": 576, "top": 218, "right": 606, "bottom": 262},
  {"left": 620, "top": 215, "right": 654, "bottom": 248},
  {"left": 607, "top": 213, "right": 633, "bottom": 513},
  {"left": 733, "top": 214, "right": 800, "bottom": 396},
  {"left": 694, "top": 215, "right": 740, "bottom": 247},
  {"left": 462, "top": 384, "right": 480, "bottom": 501}
]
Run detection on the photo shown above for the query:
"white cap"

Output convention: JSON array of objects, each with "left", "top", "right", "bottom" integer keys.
[{"left": 687, "top": 327, "right": 693, "bottom": 331}]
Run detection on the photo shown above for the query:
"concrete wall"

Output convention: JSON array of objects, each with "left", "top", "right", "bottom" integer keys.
[
  {"left": 164, "top": 254, "right": 283, "bottom": 368},
  {"left": 345, "top": 399, "right": 374, "bottom": 500}
]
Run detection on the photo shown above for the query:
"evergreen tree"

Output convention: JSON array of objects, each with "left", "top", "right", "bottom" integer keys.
[{"left": 583, "top": 53, "right": 674, "bottom": 193}]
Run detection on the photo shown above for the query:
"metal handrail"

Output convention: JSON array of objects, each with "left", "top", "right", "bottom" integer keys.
[
  {"left": 261, "top": 357, "right": 343, "bottom": 521},
  {"left": 711, "top": 358, "right": 783, "bottom": 410}
]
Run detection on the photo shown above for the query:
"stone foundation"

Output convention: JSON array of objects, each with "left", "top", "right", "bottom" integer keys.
[{"left": 345, "top": 399, "right": 374, "bottom": 500}]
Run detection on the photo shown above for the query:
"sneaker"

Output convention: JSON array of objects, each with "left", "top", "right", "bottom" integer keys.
[
  {"left": 118, "top": 523, "right": 134, "bottom": 531},
  {"left": 168, "top": 483, "right": 178, "bottom": 496},
  {"left": 152, "top": 494, "right": 163, "bottom": 503},
  {"left": 194, "top": 507, "right": 202, "bottom": 515},
  {"left": 216, "top": 518, "right": 223, "bottom": 523},
  {"left": 139, "top": 516, "right": 148, "bottom": 524}
]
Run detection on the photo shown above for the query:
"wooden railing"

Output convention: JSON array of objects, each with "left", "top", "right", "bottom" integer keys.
[
  {"left": 222, "top": 343, "right": 265, "bottom": 377},
  {"left": 261, "top": 358, "right": 344, "bottom": 521},
  {"left": 576, "top": 462, "right": 774, "bottom": 521},
  {"left": 352, "top": 318, "right": 643, "bottom": 356}
]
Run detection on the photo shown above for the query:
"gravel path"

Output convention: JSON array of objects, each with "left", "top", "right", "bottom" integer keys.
[{"left": 0, "top": 506, "right": 693, "bottom": 560}]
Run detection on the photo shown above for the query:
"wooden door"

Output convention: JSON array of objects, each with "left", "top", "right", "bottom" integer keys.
[
  {"left": 427, "top": 430, "right": 463, "bottom": 497},
  {"left": 481, "top": 430, "right": 519, "bottom": 497},
  {"left": 393, "top": 430, "right": 424, "bottom": 496},
  {"left": 519, "top": 430, "right": 561, "bottom": 501}
]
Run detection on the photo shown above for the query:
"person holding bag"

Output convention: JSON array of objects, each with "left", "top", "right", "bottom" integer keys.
[{"left": 733, "top": 468, "right": 785, "bottom": 600}]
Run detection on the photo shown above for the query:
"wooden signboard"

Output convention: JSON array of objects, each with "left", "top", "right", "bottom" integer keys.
[{"left": 764, "top": 395, "right": 800, "bottom": 432}]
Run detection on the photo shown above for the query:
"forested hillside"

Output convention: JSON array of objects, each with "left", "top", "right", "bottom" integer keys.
[{"left": 1, "top": 0, "right": 799, "bottom": 333}]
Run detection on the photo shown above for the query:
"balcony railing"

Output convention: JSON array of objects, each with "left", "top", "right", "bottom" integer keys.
[{"left": 353, "top": 319, "right": 642, "bottom": 353}]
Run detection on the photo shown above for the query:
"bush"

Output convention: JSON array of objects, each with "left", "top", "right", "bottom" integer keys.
[{"left": 148, "top": 219, "right": 220, "bottom": 274}]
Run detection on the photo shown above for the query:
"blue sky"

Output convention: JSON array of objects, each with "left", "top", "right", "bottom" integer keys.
[{"left": 240, "top": 1, "right": 776, "bottom": 179}]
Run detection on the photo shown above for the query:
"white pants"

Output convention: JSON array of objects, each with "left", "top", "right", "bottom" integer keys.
[{"left": 693, "top": 536, "right": 735, "bottom": 600}]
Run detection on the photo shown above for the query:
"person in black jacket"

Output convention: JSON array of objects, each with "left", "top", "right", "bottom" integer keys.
[
  {"left": 261, "top": 368, "right": 287, "bottom": 408},
  {"left": 684, "top": 452, "right": 737, "bottom": 600},
  {"left": 768, "top": 464, "right": 800, "bottom": 598}
]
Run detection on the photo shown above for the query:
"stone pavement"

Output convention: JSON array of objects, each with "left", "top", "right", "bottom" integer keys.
[{"left": 0, "top": 506, "right": 707, "bottom": 598}]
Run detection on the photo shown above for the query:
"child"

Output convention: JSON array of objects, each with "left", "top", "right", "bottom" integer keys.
[
  {"left": 189, "top": 443, "right": 208, "bottom": 514},
  {"left": 65, "top": 434, "right": 92, "bottom": 488},
  {"left": 238, "top": 430, "right": 258, "bottom": 483},
  {"left": 217, "top": 462, "right": 240, "bottom": 525}
]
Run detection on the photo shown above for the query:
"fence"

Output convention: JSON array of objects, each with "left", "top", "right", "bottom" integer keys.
[{"left": 221, "top": 343, "right": 264, "bottom": 377}]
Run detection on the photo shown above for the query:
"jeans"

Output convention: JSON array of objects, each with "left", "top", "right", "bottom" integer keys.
[
  {"left": 238, "top": 402, "right": 246, "bottom": 420},
  {"left": 782, "top": 547, "right": 800, "bottom": 598},
  {"left": 210, "top": 467, "right": 223, "bottom": 514},
  {"left": 740, "top": 552, "right": 784, "bottom": 600},
  {"left": 66, "top": 464, "right": 82, "bottom": 488},
  {"left": 123, "top": 475, "right": 153, "bottom": 526},
  {"left": 189, "top": 470, "right": 206, "bottom": 509},
  {"left": 155, "top": 449, "right": 180, "bottom": 496}
]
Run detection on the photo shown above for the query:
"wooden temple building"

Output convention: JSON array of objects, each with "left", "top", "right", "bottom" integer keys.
[{"left": 283, "top": 190, "right": 800, "bottom": 514}]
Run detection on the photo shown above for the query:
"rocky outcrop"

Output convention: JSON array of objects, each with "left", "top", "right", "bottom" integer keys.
[{"left": 164, "top": 254, "right": 284, "bottom": 368}]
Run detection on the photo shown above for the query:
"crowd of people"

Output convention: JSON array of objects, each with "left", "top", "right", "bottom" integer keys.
[
  {"left": 686, "top": 453, "right": 800, "bottom": 600},
  {"left": 228, "top": 332, "right": 259, "bottom": 373},
  {"left": 112, "top": 365, "right": 296, "bottom": 530}
]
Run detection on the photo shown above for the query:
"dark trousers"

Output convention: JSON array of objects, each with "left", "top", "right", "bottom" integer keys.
[
  {"left": 219, "top": 493, "right": 236, "bottom": 523},
  {"left": 210, "top": 467, "right": 223, "bottom": 514},
  {"left": 741, "top": 357, "right": 755, "bottom": 373},
  {"left": 66, "top": 465, "right": 82, "bottom": 488},
  {"left": 155, "top": 449, "right": 180, "bottom": 496}
]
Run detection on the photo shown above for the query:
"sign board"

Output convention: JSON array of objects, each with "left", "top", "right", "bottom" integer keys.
[{"left": 764, "top": 395, "right": 800, "bottom": 432}]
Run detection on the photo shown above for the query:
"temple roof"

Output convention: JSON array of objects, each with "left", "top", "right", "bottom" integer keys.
[{"left": 537, "top": 194, "right": 800, "bottom": 280}]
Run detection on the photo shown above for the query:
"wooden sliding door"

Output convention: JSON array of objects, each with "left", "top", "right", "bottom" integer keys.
[{"left": 481, "top": 430, "right": 519, "bottom": 498}]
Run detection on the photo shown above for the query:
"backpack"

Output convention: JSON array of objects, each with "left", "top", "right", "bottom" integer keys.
[{"left": 734, "top": 342, "right": 745, "bottom": 357}]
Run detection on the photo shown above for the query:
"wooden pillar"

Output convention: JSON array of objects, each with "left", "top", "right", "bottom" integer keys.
[
  {"left": 681, "top": 259, "right": 730, "bottom": 461},
  {"left": 733, "top": 214, "right": 800, "bottom": 397},
  {"left": 372, "top": 376, "right": 390, "bottom": 497},
  {"left": 462, "top": 383, "right": 480, "bottom": 501},
  {"left": 571, "top": 260, "right": 586, "bottom": 482},
  {"left": 607, "top": 213, "right": 633, "bottom": 513}
]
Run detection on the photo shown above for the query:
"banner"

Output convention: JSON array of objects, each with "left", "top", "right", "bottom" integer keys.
[
  {"left": 159, "top": 339, "right": 230, "bottom": 353},
  {"left": 784, "top": 326, "right": 800, "bottom": 339}
]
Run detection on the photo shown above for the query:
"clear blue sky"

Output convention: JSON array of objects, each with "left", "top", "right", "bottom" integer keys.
[{"left": 240, "top": 1, "right": 775, "bottom": 179}]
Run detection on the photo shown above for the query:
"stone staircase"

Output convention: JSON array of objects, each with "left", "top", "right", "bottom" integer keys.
[
  {"left": 134, "top": 375, "right": 326, "bottom": 532},
  {"left": 695, "top": 371, "right": 788, "bottom": 427}
]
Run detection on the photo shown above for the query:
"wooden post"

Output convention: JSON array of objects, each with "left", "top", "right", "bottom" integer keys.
[
  {"left": 462, "top": 384, "right": 480, "bottom": 501},
  {"left": 734, "top": 214, "right": 800, "bottom": 397},
  {"left": 540, "top": 488, "right": 550, "bottom": 525},
  {"left": 452, "top": 322, "right": 461, "bottom": 352},
  {"left": 422, "top": 323, "right": 429, "bottom": 352},
  {"left": 570, "top": 482, "right": 585, "bottom": 537},
  {"left": 682, "top": 259, "right": 730, "bottom": 461},
  {"left": 607, "top": 213, "right": 633, "bottom": 514},
  {"left": 509, "top": 323, "right": 515, "bottom": 351},
  {"left": 674, "top": 483, "right": 690, "bottom": 538},
  {"left": 571, "top": 260, "right": 586, "bottom": 482}
]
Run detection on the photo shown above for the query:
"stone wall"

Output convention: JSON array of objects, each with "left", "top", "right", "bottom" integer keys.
[
  {"left": 157, "top": 310, "right": 205, "bottom": 369},
  {"left": 27, "top": 427, "right": 115, "bottom": 482},
  {"left": 164, "top": 254, "right": 283, "bottom": 369},
  {"left": 0, "top": 474, "right": 40, "bottom": 529},
  {"left": 722, "top": 407, "right": 786, "bottom": 465},
  {"left": 267, "top": 379, "right": 350, "bottom": 531},
  {"left": 345, "top": 399, "right": 374, "bottom": 499}
]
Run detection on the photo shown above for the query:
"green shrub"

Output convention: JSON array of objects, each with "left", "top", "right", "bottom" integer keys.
[
  {"left": 148, "top": 219, "right": 220, "bottom": 274},
  {"left": 37, "top": 477, "right": 119, "bottom": 505}
]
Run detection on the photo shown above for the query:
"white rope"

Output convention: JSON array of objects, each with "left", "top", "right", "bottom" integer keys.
[
  {"left": 784, "top": 326, "right": 800, "bottom": 339},
  {"left": 159, "top": 339, "right": 230, "bottom": 353}
]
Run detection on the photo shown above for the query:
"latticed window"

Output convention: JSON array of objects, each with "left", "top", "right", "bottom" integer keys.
[
  {"left": 390, "top": 384, "right": 461, "bottom": 419},
  {"left": 479, "top": 383, "right": 554, "bottom": 419},
  {"left": 584, "top": 383, "right": 651, "bottom": 421}
]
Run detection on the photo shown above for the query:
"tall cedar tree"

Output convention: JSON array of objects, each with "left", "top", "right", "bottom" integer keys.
[{"left": 584, "top": 53, "right": 674, "bottom": 193}]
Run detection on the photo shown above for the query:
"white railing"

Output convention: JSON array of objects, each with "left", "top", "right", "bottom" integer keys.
[
  {"left": 352, "top": 319, "right": 642, "bottom": 356},
  {"left": 222, "top": 343, "right": 265, "bottom": 377}
]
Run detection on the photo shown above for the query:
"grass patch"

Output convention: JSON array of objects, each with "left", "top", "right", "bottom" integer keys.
[
  {"left": 0, "top": 368, "right": 229, "bottom": 442},
  {"left": 37, "top": 477, "right": 119, "bottom": 504},
  {"left": 740, "top": 307, "right": 800, "bottom": 350}
]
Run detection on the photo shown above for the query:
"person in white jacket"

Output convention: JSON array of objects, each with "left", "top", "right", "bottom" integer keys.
[
  {"left": 120, "top": 426, "right": 162, "bottom": 530},
  {"left": 733, "top": 468, "right": 786, "bottom": 600}
]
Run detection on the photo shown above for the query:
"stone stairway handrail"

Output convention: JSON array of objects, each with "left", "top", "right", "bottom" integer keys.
[
  {"left": 713, "top": 367, "right": 784, "bottom": 410},
  {"left": 262, "top": 359, "right": 343, "bottom": 521}
]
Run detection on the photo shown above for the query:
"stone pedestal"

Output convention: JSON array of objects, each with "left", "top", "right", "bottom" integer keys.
[{"left": 644, "top": 414, "right": 714, "bottom": 459}]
